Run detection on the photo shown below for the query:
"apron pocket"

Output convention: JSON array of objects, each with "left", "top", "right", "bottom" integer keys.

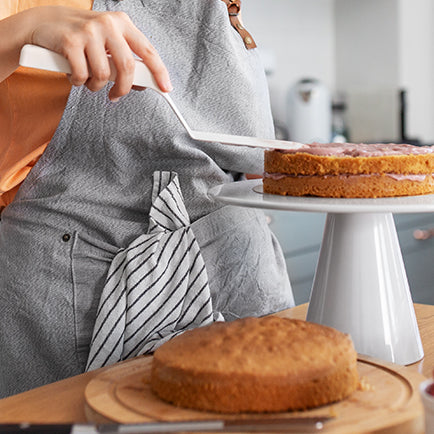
[
  {"left": 191, "top": 206, "right": 294, "bottom": 320},
  {"left": 71, "top": 232, "right": 118, "bottom": 360}
]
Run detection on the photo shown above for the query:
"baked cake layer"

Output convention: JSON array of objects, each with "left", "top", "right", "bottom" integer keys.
[
  {"left": 264, "top": 148, "right": 434, "bottom": 176},
  {"left": 263, "top": 173, "right": 434, "bottom": 198},
  {"left": 150, "top": 317, "right": 359, "bottom": 413}
]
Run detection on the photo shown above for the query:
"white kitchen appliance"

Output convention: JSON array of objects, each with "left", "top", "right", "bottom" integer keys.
[{"left": 287, "top": 78, "right": 332, "bottom": 143}]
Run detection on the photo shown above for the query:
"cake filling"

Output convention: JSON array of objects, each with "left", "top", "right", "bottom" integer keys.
[
  {"left": 278, "top": 142, "right": 434, "bottom": 157},
  {"left": 264, "top": 172, "right": 432, "bottom": 182}
]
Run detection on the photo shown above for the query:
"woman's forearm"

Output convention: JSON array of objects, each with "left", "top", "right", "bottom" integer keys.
[
  {"left": 0, "top": 6, "right": 172, "bottom": 98},
  {"left": 0, "top": 8, "right": 37, "bottom": 82}
]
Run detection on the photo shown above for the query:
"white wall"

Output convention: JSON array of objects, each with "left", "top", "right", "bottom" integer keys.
[
  {"left": 334, "top": 0, "right": 401, "bottom": 142},
  {"left": 398, "top": 0, "right": 434, "bottom": 143},
  {"left": 243, "top": 0, "right": 434, "bottom": 144},
  {"left": 243, "top": 0, "right": 336, "bottom": 131},
  {"left": 334, "top": 0, "right": 400, "bottom": 90}
]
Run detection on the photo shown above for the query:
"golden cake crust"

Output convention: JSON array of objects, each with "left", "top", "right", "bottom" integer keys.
[
  {"left": 263, "top": 173, "right": 434, "bottom": 198},
  {"left": 150, "top": 317, "right": 359, "bottom": 413},
  {"left": 264, "top": 151, "right": 434, "bottom": 176}
]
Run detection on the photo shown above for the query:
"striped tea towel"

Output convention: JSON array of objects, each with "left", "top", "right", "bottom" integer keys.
[{"left": 86, "top": 171, "right": 223, "bottom": 371}]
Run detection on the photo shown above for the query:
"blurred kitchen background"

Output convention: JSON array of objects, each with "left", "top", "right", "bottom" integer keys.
[
  {"left": 244, "top": 0, "right": 434, "bottom": 146},
  {"left": 243, "top": 0, "right": 434, "bottom": 306}
]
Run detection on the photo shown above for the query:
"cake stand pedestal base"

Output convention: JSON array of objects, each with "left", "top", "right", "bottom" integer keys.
[
  {"left": 208, "top": 180, "right": 434, "bottom": 366},
  {"left": 307, "top": 212, "right": 424, "bottom": 365}
]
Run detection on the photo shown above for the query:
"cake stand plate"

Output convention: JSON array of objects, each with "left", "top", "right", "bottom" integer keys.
[{"left": 208, "top": 179, "right": 434, "bottom": 365}]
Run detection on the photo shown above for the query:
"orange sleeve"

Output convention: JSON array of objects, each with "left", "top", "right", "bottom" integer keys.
[{"left": 0, "top": 0, "right": 93, "bottom": 209}]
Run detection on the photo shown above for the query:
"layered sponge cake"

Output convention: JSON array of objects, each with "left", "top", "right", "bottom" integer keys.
[
  {"left": 150, "top": 316, "right": 359, "bottom": 413},
  {"left": 263, "top": 142, "right": 434, "bottom": 198}
]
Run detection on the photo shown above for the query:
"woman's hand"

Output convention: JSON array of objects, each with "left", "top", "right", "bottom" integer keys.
[{"left": 0, "top": 6, "right": 172, "bottom": 100}]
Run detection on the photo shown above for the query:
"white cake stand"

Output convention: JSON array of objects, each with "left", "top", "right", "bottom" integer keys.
[{"left": 209, "top": 179, "right": 434, "bottom": 365}]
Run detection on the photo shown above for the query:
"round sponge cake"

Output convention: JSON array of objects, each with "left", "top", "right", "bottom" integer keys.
[
  {"left": 150, "top": 316, "right": 359, "bottom": 413},
  {"left": 264, "top": 142, "right": 434, "bottom": 198}
]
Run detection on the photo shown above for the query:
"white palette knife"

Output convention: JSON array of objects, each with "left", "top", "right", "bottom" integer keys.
[{"left": 19, "top": 44, "right": 306, "bottom": 151}]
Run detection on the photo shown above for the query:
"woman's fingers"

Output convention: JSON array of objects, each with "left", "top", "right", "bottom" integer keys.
[
  {"left": 64, "top": 46, "right": 90, "bottom": 87},
  {"left": 68, "top": 11, "right": 173, "bottom": 100},
  {"left": 106, "top": 12, "right": 173, "bottom": 99},
  {"left": 84, "top": 39, "right": 112, "bottom": 93},
  {"left": 127, "top": 27, "right": 173, "bottom": 93},
  {"left": 30, "top": 7, "right": 173, "bottom": 99},
  {"left": 105, "top": 39, "right": 136, "bottom": 101}
]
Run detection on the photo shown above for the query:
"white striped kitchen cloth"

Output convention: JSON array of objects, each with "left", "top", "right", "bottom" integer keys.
[{"left": 86, "top": 171, "right": 223, "bottom": 371}]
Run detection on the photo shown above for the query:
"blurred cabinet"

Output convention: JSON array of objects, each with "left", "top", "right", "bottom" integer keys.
[
  {"left": 395, "top": 213, "right": 434, "bottom": 305},
  {"left": 267, "top": 211, "right": 326, "bottom": 305},
  {"left": 267, "top": 210, "right": 434, "bottom": 306}
]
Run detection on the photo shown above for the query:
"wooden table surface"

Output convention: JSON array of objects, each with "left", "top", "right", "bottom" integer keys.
[{"left": 0, "top": 303, "right": 433, "bottom": 424}]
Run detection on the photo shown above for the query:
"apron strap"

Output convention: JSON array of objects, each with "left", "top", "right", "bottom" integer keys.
[{"left": 221, "top": 0, "right": 257, "bottom": 49}]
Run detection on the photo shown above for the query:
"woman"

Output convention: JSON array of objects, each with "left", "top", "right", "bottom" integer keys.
[{"left": 0, "top": 0, "right": 294, "bottom": 397}]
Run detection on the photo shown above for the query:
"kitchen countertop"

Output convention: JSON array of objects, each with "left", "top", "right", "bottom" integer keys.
[{"left": 0, "top": 303, "right": 433, "bottom": 424}]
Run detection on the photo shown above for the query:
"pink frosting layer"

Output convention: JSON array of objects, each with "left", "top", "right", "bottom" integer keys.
[
  {"left": 264, "top": 172, "right": 432, "bottom": 182},
  {"left": 277, "top": 142, "right": 434, "bottom": 157}
]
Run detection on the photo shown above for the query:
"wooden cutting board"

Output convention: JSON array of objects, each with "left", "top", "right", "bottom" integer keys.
[{"left": 84, "top": 355, "right": 426, "bottom": 433}]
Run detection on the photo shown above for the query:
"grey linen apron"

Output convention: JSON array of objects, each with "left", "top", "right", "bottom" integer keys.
[{"left": 0, "top": 0, "right": 293, "bottom": 397}]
